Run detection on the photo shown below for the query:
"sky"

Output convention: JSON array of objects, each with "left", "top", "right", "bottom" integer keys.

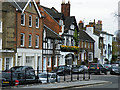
[{"left": 40, "top": 0, "right": 120, "bottom": 35}]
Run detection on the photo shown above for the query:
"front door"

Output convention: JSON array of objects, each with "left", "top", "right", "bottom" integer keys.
[{"left": 43, "top": 57, "right": 46, "bottom": 72}]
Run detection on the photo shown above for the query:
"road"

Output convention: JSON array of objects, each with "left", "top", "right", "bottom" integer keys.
[{"left": 62, "top": 73, "right": 120, "bottom": 89}]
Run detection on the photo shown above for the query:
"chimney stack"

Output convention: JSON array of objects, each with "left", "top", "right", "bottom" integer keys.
[
  {"left": 35, "top": 0, "right": 40, "bottom": 5},
  {"left": 61, "top": 0, "right": 70, "bottom": 17}
]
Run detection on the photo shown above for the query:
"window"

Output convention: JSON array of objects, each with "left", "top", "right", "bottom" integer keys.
[
  {"left": 0, "top": 21, "right": 2, "bottom": 32},
  {"left": 91, "top": 43, "right": 93, "bottom": 49},
  {"left": 70, "top": 24, "right": 74, "bottom": 29},
  {"left": 29, "top": 15, "right": 32, "bottom": 27},
  {"left": 66, "top": 37, "right": 69, "bottom": 46},
  {"left": 26, "top": 56, "right": 34, "bottom": 66},
  {"left": 5, "top": 57, "right": 13, "bottom": 70},
  {"left": 35, "top": 35, "right": 39, "bottom": 48},
  {"left": 88, "top": 43, "right": 90, "bottom": 48},
  {"left": 48, "top": 57, "right": 51, "bottom": 67},
  {"left": 48, "top": 39, "right": 51, "bottom": 49},
  {"left": 20, "top": 33, "right": 25, "bottom": 47},
  {"left": 21, "top": 14, "right": 25, "bottom": 25},
  {"left": 29, "top": 34, "right": 32, "bottom": 47},
  {"left": 36, "top": 17, "right": 39, "bottom": 28}
]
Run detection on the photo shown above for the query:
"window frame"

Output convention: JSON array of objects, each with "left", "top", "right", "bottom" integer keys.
[
  {"left": 29, "top": 34, "right": 32, "bottom": 47},
  {"left": 20, "top": 33, "right": 25, "bottom": 47},
  {"left": 35, "top": 35, "right": 39, "bottom": 48},
  {"left": 29, "top": 15, "right": 32, "bottom": 27},
  {"left": 36, "top": 17, "right": 39, "bottom": 28},
  {"left": 21, "top": 13, "right": 25, "bottom": 26},
  {"left": 0, "top": 21, "right": 2, "bottom": 33}
]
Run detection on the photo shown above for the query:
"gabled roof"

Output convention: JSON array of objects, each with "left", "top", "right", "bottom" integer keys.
[
  {"left": 40, "top": 5, "right": 63, "bottom": 20},
  {"left": 95, "top": 29, "right": 113, "bottom": 36},
  {"left": 79, "top": 30, "right": 95, "bottom": 42},
  {"left": 44, "top": 25, "right": 63, "bottom": 40},
  {"left": 64, "top": 16, "right": 78, "bottom": 32},
  {"left": 8, "top": 0, "right": 42, "bottom": 18}
]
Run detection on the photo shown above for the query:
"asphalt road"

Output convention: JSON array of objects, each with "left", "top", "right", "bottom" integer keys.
[{"left": 62, "top": 73, "right": 120, "bottom": 89}]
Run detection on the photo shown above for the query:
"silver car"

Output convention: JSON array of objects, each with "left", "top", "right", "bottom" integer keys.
[{"left": 38, "top": 72, "right": 60, "bottom": 83}]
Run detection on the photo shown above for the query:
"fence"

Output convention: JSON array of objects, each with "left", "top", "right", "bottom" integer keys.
[{"left": 1, "top": 68, "right": 91, "bottom": 86}]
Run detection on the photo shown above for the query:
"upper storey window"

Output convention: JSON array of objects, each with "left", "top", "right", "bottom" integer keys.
[
  {"left": 70, "top": 24, "right": 74, "bottom": 30},
  {"left": 29, "top": 15, "right": 32, "bottom": 27},
  {"left": 36, "top": 17, "right": 39, "bottom": 28},
  {"left": 21, "top": 14, "right": 25, "bottom": 26}
]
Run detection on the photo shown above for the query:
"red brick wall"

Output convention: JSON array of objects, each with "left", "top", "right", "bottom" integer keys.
[
  {"left": 40, "top": 7, "right": 62, "bottom": 34},
  {"left": 16, "top": 11, "right": 43, "bottom": 49}
]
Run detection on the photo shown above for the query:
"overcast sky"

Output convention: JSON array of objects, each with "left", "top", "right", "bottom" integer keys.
[{"left": 40, "top": 0, "right": 119, "bottom": 35}]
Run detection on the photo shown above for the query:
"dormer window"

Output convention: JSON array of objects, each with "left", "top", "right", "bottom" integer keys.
[
  {"left": 59, "top": 20, "right": 63, "bottom": 26},
  {"left": 21, "top": 14, "right": 25, "bottom": 26},
  {"left": 70, "top": 24, "right": 74, "bottom": 30}
]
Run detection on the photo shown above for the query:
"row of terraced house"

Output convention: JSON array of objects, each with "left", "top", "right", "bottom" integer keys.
[{"left": 0, "top": 0, "right": 113, "bottom": 71}]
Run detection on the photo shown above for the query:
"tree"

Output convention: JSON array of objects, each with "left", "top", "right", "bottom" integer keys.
[{"left": 73, "top": 28, "right": 78, "bottom": 46}]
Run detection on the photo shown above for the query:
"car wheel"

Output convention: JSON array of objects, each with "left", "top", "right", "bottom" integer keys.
[{"left": 104, "top": 71, "right": 107, "bottom": 75}]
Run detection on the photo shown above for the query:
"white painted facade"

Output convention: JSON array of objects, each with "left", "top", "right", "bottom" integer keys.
[
  {"left": 16, "top": 48, "right": 42, "bottom": 70},
  {"left": 100, "top": 33, "right": 113, "bottom": 64},
  {"left": 86, "top": 27, "right": 102, "bottom": 63}
]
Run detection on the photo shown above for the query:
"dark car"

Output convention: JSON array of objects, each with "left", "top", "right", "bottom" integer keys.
[
  {"left": 52, "top": 65, "right": 71, "bottom": 75},
  {"left": 103, "top": 64, "right": 112, "bottom": 71},
  {"left": 1, "top": 66, "right": 37, "bottom": 86},
  {"left": 110, "top": 66, "right": 120, "bottom": 75},
  {"left": 88, "top": 63, "right": 108, "bottom": 75},
  {"left": 72, "top": 65, "right": 88, "bottom": 74}
]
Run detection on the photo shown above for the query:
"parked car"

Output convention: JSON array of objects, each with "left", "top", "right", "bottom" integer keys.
[
  {"left": 110, "top": 66, "right": 120, "bottom": 75},
  {"left": 88, "top": 63, "right": 108, "bottom": 75},
  {"left": 1, "top": 66, "right": 37, "bottom": 86},
  {"left": 38, "top": 72, "right": 60, "bottom": 83},
  {"left": 103, "top": 64, "right": 112, "bottom": 71},
  {"left": 72, "top": 65, "right": 88, "bottom": 74},
  {"left": 52, "top": 65, "right": 71, "bottom": 75}
]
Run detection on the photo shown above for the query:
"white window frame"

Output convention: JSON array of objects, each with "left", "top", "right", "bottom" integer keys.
[
  {"left": 47, "top": 56, "right": 51, "bottom": 67},
  {"left": 21, "top": 13, "right": 25, "bottom": 26},
  {"left": 85, "top": 42, "right": 86, "bottom": 48},
  {"left": 29, "top": 15, "right": 32, "bottom": 27},
  {"left": 48, "top": 39, "right": 51, "bottom": 49},
  {"left": 70, "top": 24, "right": 74, "bottom": 30},
  {"left": 36, "top": 17, "right": 39, "bottom": 28},
  {"left": 35, "top": 35, "right": 39, "bottom": 48},
  {"left": 29, "top": 34, "right": 32, "bottom": 47},
  {"left": 20, "top": 33, "right": 25, "bottom": 47},
  {"left": 0, "top": 21, "right": 2, "bottom": 33},
  {"left": 26, "top": 56, "right": 34, "bottom": 66},
  {"left": 4, "top": 57, "right": 13, "bottom": 70}
]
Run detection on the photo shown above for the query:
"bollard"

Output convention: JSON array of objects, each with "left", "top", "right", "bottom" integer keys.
[
  {"left": 56, "top": 73, "right": 58, "bottom": 82},
  {"left": 77, "top": 70, "right": 79, "bottom": 80},
  {"left": 89, "top": 71, "right": 90, "bottom": 80},
  {"left": 15, "top": 80, "right": 19, "bottom": 86},
  {"left": 64, "top": 69, "right": 65, "bottom": 81},
  {"left": 83, "top": 71, "right": 85, "bottom": 80},
  {"left": 71, "top": 69, "right": 72, "bottom": 81},
  {"left": 47, "top": 70, "right": 49, "bottom": 83}
]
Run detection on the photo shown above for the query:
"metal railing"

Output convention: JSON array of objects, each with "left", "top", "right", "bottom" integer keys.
[{"left": 0, "top": 68, "right": 91, "bottom": 86}]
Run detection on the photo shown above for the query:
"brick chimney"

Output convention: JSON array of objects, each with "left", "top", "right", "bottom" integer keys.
[
  {"left": 35, "top": 0, "right": 40, "bottom": 5},
  {"left": 78, "top": 20, "right": 84, "bottom": 30},
  {"left": 61, "top": 0, "right": 70, "bottom": 17}
]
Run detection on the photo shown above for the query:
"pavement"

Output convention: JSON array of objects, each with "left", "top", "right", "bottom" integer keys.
[{"left": 10, "top": 80, "right": 111, "bottom": 89}]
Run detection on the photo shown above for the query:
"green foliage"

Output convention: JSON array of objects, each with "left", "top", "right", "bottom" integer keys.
[{"left": 73, "top": 28, "right": 78, "bottom": 46}]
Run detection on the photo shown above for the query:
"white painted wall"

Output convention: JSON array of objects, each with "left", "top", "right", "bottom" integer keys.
[
  {"left": 86, "top": 27, "right": 101, "bottom": 62},
  {"left": 16, "top": 48, "right": 42, "bottom": 70}
]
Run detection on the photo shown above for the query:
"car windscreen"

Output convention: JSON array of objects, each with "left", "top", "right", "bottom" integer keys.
[
  {"left": 90, "top": 64, "right": 97, "bottom": 67},
  {"left": 10, "top": 67, "right": 23, "bottom": 71},
  {"left": 112, "top": 66, "right": 119, "bottom": 69}
]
